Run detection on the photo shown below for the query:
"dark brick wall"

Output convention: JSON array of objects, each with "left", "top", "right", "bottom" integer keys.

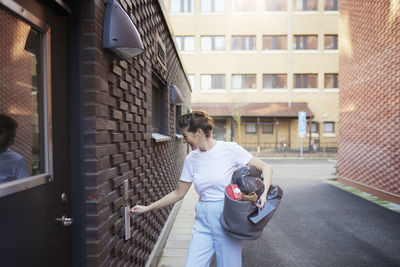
[
  {"left": 338, "top": 1, "right": 400, "bottom": 201},
  {"left": 81, "top": 0, "right": 191, "bottom": 266}
]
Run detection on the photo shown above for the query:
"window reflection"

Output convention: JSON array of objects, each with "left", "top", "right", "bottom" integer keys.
[{"left": 0, "top": 7, "right": 44, "bottom": 183}]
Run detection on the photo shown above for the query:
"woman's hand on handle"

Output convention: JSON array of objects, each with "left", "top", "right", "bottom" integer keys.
[
  {"left": 247, "top": 156, "right": 273, "bottom": 210},
  {"left": 130, "top": 205, "right": 149, "bottom": 215}
]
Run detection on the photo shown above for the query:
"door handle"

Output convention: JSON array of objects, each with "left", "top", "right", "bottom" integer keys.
[{"left": 55, "top": 215, "right": 73, "bottom": 226}]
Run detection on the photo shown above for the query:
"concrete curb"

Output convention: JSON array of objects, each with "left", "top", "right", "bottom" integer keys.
[{"left": 145, "top": 199, "right": 183, "bottom": 267}]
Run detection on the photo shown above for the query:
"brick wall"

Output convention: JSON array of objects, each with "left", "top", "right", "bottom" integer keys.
[
  {"left": 81, "top": 0, "right": 191, "bottom": 266},
  {"left": 338, "top": 0, "right": 400, "bottom": 203}
]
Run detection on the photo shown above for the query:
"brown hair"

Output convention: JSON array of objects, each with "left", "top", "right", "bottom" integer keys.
[
  {"left": 178, "top": 110, "right": 214, "bottom": 137},
  {"left": 0, "top": 114, "right": 18, "bottom": 151}
]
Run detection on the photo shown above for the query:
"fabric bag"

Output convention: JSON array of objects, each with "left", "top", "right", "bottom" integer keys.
[{"left": 219, "top": 184, "right": 283, "bottom": 240}]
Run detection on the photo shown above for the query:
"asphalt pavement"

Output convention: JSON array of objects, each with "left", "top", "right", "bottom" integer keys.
[{"left": 241, "top": 160, "right": 400, "bottom": 267}]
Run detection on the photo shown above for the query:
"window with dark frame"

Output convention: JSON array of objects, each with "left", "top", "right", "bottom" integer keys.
[
  {"left": 294, "top": 35, "right": 318, "bottom": 50},
  {"left": 232, "top": 35, "right": 256, "bottom": 51},
  {"left": 246, "top": 123, "right": 257, "bottom": 134},
  {"left": 263, "top": 35, "right": 287, "bottom": 50},
  {"left": 262, "top": 122, "right": 274, "bottom": 134},
  {"left": 175, "top": 105, "right": 183, "bottom": 134},
  {"left": 324, "top": 35, "right": 338, "bottom": 50},
  {"left": 263, "top": 74, "right": 287, "bottom": 88},
  {"left": 293, "top": 0, "right": 318, "bottom": 11},
  {"left": 309, "top": 121, "right": 319, "bottom": 133},
  {"left": 151, "top": 75, "right": 167, "bottom": 134},
  {"left": 323, "top": 122, "right": 335, "bottom": 133},
  {"left": 294, "top": 74, "right": 318, "bottom": 88},
  {"left": 265, "top": 0, "right": 287, "bottom": 11},
  {"left": 325, "top": 73, "right": 338, "bottom": 88}
]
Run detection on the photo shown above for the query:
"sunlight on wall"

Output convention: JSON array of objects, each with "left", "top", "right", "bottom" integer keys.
[
  {"left": 389, "top": 0, "right": 400, "bottom": 24},
  {"left": 339, "top": 11, "right": 353, "bottom": 59}
]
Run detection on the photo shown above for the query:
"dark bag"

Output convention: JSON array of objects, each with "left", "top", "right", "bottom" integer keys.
[{"left": 219, "top": 184, "right": 283, "bottom": 240}]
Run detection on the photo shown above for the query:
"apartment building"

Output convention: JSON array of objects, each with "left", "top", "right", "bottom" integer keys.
[{"left": 164, "top": 0, "right": 339, "bottom": 152}]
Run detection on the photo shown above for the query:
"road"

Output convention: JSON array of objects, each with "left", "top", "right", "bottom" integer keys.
[{"left": 240, "top": 159, "right": 400, "bottom": 267}]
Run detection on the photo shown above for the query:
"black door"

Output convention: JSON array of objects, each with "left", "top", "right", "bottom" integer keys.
[{"left": 0, "top": 1, "right": 71, "bottom": 266}]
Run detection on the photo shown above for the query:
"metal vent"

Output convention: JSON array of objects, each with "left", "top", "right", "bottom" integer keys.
[{"left": 156, "top": 33, "right": 166, "bottom": 69}]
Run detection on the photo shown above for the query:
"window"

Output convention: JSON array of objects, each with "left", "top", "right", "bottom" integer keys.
[
  {"left": 170, "top": 0, "right": 194, "bottom": 13},
  {"left": 293, "top": 0, "right": 318, "bottom": 11},
  {"left": 232, "top": 0, "right": 257, "bottom": 12},
  {"left": 323, "top": 122, "right": 335, "bottom": 133},
  {"left": 0, "top": 4, "right": 53, "bottom": 196},
  {"left": 324, "top": 35, "right": 338, "bottom": 50},
  {"left": 262, "top": 122, "right": 274, "bottom": 134},
  {"left": 265, "top": 0, "right": 287, "bottom": 11},
  {"left": 294, "top": 74, "right": 318, "bottom": 88},
  {"left": 232, "top": 36, "right": 256, "bottom": 51},
  {"left": 325, "top": 74, "right": 338, "bottom": 88},
  {"left": 309, "top": 122, "right": 319, "bottom": 133},
  {"left": 201, "top": 74, "right": 225, "bottom": 89},
  {"left": 176, "top": 105, "right": 183, "bottom": 134},
  {"left": 201, "top": 36, "right": 225, "bottom": 51},
  {"left": 263, "top": 74, "right": 287, "bottom": 88},
  {"left": 294, "top": 35, "right": 318, "bottom": 50},
  {"left": 201, "top": 0, "right": 225, "bottom": 12},
  {"left": 232, "top": 74, "right": 257, "bottom": 89},
  {"left": 263, "top": 35, "right": 287, "bottom": 50},
  {"left": 324, "top": 0, "right": 338, "bottom": 11},
  {"left": 175, "top": 36, "right": 195, "bottom": 52},
  {"left": 152, "top": 74, "right": 167, "bottom": 134},
  {"left": 187, "top": 74, "right": 195, "bottom": 90},
  {"left": 246, "top": 123, "right": 257, "bottom": 134}
]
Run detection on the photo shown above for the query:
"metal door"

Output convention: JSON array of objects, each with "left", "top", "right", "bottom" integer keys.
[{"left": 0, "top": 1, "right": 71, "bottom": 266}]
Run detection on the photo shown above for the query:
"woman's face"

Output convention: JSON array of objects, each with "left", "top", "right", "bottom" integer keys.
[{"left": 182, "top": 129, "right": 201, "bottom": 150}]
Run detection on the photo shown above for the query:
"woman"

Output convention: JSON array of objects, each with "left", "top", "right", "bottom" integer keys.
[{"left": 130, "top": 110, "right": 273, "bottom": 267}]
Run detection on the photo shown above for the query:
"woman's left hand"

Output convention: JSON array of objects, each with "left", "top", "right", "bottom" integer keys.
[{"left": 255, "top": 192, "right": 267, "bottom": 210}]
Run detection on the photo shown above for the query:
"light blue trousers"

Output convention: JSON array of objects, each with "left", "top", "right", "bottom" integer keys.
[{"left": 185, "top": 200, "right": 242, "bottom": 267}]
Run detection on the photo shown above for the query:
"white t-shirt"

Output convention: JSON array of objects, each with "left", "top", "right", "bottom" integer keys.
[{"left": 180, "top": 141, "right": 253, "bottom": 201}]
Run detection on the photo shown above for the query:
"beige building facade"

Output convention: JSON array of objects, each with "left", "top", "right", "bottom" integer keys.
[{"left": 164, "top": 0, "right": 339, "bottom": 152}]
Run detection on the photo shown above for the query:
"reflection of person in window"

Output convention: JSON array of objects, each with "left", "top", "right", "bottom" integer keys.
[{"left": 0, "top": 114, "right": 29, "bottom": 182}]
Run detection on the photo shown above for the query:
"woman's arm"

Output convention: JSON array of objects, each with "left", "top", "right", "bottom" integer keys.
[
  {"left": 130, "top": 180, "right": 192, "bottom": 215},
  {"left": 247, "top": 157, "right": 273, "bottom": 209}
]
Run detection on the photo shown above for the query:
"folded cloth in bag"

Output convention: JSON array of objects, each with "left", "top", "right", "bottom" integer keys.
[{"left": 219, "top": 184, "right": 283, "bottom": 240}]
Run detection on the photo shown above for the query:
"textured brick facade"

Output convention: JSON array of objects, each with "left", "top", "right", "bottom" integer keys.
[
  {"left": 338, "top": 0, "right": 400, "bottom": 203},
  {"left": 81, "top": 1, "right": 191, "bottom": 266}
]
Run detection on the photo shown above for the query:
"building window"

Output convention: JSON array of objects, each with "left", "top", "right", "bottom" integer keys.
[
  {"left": 152, "top": 75, "right": 167, "bottom": 134},
  {"left": 175, "top": 36, "right": 195, "bottom": 52},
  {"left": 309, "top": 122, "right": 319, "bottom": 133},
  {"left": 324, "top": 35, "right": 338, "bottom": 50},
  {"left": 323, "top": 122, "right": 335, "bottom": 133},
  {"left": 265, "top": 0, "right": 287, "bottom": 11},
  {"left": 0, "top": 4, "right": 53, "bottom": 195},
  {"left": 263, "top": 35, "right": 287, "bottom": 50},
  {"left": 201, "top": 36, "right": 225, "bottom": 51},
  {"left": 293, "top": 0, "right": 318, "bottom": 11},
  {"left": 262, "top": 122, "right": 274, "bottom": 134},
  {"left": 232, "top": 74, "right": 257, "bottom": 89},
  {"left": 201, "top": 74, "right": 225, "bottom": 89},
  {"left": 232, "top": 35, "right": 256, "bottom": 51},
  {"left": 263, "top": 74, "right": 287, "bottom": 88},
  {"left": 201, "top": 0, "right": 225, "bottom": 12},
  {"left": 170, "top": 0, "right": 194, "bottom": 13},
  {"left": 324, "top": 0, "right": 338, "bottom": 11},
  {"left": 294, "top": 35, "right": 318, "bottom": 50},
  {"left": 176, "top": 105, "right": 183, "bottom": 134},
  {"left": 187, "top": 74, "right": 195, "bottom": 90},
  {"left": 232, "top": 0, "right": 257, "bottom": 12},
  {"left": 294, "top": 74, "right": 318, "bottom": 88},
  {"left": 246, "top": 123, "right": 257, "bottom": 134},
  {"left": 325, "top": 73, "right": 338, "bottom": 88}
]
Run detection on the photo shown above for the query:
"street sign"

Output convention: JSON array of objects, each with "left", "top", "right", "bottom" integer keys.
[{"left": 298, "top": 111, "right": 306, "bottom": 139}]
